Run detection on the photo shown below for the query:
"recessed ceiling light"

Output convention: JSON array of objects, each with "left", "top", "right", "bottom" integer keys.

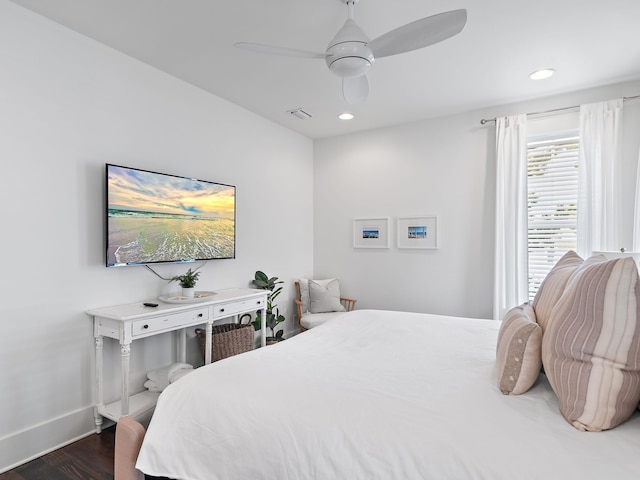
[
  {"left": 338, "top": 112, "right": 354, "bottom": 120},
  {"left": 530, "top": 68, "right": 555, "bottom": 80}
]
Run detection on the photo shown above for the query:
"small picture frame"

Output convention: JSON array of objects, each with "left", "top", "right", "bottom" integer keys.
[
  {"left": 353, "top": 217, "right": 390, "bottom": 248},
  {"left": 397, "top": 216, "right": 438, "bottom": 249}
]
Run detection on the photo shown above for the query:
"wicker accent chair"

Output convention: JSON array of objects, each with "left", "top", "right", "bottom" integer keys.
[
  {"left": 114, "top": 416, "right": 146, "bottom": 480},
  {"left": 295, "top": 280, "right": 357, "bottom": 332}
]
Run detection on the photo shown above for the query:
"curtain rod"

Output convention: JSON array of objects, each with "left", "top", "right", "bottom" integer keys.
[{"left": 479, "top": 95, "right": 640, "bottom": 125}]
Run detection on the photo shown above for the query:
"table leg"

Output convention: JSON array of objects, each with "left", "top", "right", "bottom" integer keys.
[
  {"left": 261, "top": 307, "right": 267, "bottom": 347},
  {"left": 120, "top": 343, "right": 131, "bottom": 416},
  {"left": 205, "top": 322, "right": 212, "bottom": 364},
  {"left": 177, "top": 329, "right": 186, "bottom": 363},
  {"left": 94, "top": 336, "right": 104, "bottom": 434}
]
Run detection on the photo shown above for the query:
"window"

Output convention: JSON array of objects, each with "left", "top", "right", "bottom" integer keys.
[{"left": 527, "top": 131, "right": 580, "bottom": 300}]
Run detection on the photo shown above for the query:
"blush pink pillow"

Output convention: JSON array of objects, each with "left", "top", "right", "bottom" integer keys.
[
  {"left": 542, "top": 255, "right": 640, "bottom": 431},
  {"left": 532, "top": 250, "right": 583, "bottom": 333},
  {"left": 496, "top": 303, "right": 542, "bottom": 395}
]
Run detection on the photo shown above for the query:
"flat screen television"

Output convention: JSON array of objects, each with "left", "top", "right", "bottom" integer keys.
[{"left": 105, "top": 164, "right": 236, "bottom": 267}]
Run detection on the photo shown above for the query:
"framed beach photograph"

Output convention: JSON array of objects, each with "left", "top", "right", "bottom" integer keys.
[
  {"left": 397, "top": 215, "right": 438, "bottom": 249},
  {"left": 353, "top": 217, "right": 390, "bottom": 248}
]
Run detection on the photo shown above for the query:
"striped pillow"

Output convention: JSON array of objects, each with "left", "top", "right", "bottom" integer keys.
[
  {"left": 542, "top": 255, "right": 640, "bottom": 431},
  {"left": 532, "top": 250, "right": 583, "bottom": 333},
  {"left": 496, "top": 303, "right": 542, "bottom": 395}
]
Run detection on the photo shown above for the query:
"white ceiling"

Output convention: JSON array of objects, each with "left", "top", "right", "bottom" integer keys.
[{"left": 9, "top": 0, "right": 640, "bottom": 139}]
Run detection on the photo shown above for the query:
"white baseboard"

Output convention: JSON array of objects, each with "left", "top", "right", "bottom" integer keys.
[{"left": 0, "top": 406, "right": 99, "bottom": 474}]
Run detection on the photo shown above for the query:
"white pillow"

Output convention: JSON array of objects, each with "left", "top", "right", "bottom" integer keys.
[{"left": 309, "top": 279, "right": 346, "bottom": 314}]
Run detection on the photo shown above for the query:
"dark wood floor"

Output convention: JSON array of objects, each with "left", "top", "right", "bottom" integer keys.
[{"left": 0, "top": 427, "right": 116, "bottom": 480}]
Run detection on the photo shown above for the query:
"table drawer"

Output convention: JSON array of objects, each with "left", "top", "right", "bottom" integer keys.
[
  {"left": 132, "top": 307, "right": 209, "bottom": 336},
  {"left": 213, "top": 297, "right": 265, "bottom": 318}
]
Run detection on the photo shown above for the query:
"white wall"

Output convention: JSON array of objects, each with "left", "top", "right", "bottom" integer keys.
[
  {"left": 0, "top": 1, "right": 313, "bottom": 472},
  {"left": 314, "top": 80, "right": 640, "bottom": 320}
]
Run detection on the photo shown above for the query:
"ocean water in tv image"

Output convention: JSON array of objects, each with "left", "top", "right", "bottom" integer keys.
[{"left": 108, "top": 211, "right": 235, "bottom": 264}]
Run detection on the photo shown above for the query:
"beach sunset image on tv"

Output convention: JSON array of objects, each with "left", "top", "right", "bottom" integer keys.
[{"left": 106, "top": 164, "right": 235, "bottom": 266}]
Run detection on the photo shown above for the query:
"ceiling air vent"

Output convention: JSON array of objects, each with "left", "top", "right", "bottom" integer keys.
[{"left": 287, "top": 108, "right": 312, "bottom": 120}]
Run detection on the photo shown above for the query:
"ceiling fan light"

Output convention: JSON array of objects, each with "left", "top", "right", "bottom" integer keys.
[
  {"left": 329, "top": 56, "right": 371, "bottom": 77},
  {"left": 530, "top": 68, "right": 555, "bottom": 80}
]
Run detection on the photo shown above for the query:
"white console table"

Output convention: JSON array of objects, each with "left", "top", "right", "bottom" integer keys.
[{"left": 87, "top": 288, "right": 268, "bottom": 433}]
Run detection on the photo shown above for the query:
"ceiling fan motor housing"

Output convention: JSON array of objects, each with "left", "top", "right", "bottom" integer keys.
[{"left": 326, "top": 18, "right": 374, "bottom": 78}]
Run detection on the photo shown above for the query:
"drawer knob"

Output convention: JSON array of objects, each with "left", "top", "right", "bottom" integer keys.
[
  {"left": 198, "top": 313, "right": 203, "bottom": 318},
  {"left": 143, "top": 324, "right": 149, "bottom": 329},
  {"left": 220, "top": 308, "right": 225, "bottom": 313}
]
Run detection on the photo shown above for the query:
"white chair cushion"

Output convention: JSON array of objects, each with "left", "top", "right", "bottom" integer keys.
[{"left": 300, "top": 312, "right": 345, "bottom": 329}]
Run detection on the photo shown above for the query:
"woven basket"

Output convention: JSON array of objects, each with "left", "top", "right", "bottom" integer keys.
[{"left": 195, "top": 314, "right": 254, "bottom": 362}]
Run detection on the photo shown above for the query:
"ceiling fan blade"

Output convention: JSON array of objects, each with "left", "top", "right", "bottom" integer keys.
[
  {"left": 234, "top": 42, "right": 325, "bottom": 59},
  {"left": 343, "top": 75, "right": 369, "bottom": 104},
  {"left": 368, "top": 9, "right": 467, "bottom": 58}
]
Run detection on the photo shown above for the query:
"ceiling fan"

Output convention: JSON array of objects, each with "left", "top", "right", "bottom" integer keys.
[{"left": 235, "top": 0, "right": 467, "bottom": 104}]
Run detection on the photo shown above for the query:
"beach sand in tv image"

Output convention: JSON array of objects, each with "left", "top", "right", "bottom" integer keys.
[{"left": 107, "top": 165, "right": 235, "bottom": 265}]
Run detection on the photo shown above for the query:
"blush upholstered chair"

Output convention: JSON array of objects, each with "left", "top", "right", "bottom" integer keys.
[
  {"left": 295, "top": 279, "right": 356, "bottom": 331},
  {"left": 114, "top": 416, "right": 146, "bottom": 480}
]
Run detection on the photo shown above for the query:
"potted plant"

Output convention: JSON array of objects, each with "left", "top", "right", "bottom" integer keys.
[
  {"left": 251, "top": 270, "right": 285, "bottom": 344},
  {"left": 171, "top": 267, "right": 201, "bottom": 299}
]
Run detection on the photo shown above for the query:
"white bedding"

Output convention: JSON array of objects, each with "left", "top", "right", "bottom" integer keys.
[{"left": 137, "top": 309, "right": 640, "bottom": 479}]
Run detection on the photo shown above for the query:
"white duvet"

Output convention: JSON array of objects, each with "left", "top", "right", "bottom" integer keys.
[{"left": 137, "top": 309, "right": 640, "bottom": 479}]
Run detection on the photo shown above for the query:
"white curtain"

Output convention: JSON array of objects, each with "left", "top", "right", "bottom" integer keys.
[
  {"left": 633, "top": 149, "right": 640, "bottom": 252},
  {"left": 577, "top": 99, "right": 623, "bottom": 257},
  {"left": 494, "top": 114, "right": 528, "bottom": 320}
]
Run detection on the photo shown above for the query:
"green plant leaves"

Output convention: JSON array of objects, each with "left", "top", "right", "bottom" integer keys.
[
  {"left": 170, "top": 268, "right": 201, "bottom": 288},
  {"left": 253, "top": 270, "right": 283, "bottom": 291},
  {"left": 251, "top": 270, "right": 286, "bottom": 339}
]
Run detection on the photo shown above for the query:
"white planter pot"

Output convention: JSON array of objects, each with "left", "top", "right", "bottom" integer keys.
[{"left": 182, "top": 287, "right": 195, "bottom": 299}]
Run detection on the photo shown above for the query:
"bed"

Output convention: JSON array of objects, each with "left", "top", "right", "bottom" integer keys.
[{"left": 135, "top": 308, "right": 640, "bottom": 479}]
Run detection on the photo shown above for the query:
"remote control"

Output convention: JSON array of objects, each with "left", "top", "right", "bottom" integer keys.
[{"left": 143, "top": 302, "right": 159, "bottom": 307}]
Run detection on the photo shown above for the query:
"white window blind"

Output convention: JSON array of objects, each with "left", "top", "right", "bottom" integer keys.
[{"left": 527, "top": 131, "right": 580, "bottom": 300}]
